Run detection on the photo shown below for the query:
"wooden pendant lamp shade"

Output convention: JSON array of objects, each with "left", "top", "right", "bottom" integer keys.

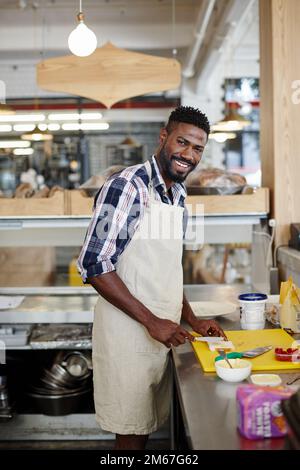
[{"left": 37, "top": 42, "right": 181, "bottom": 108}]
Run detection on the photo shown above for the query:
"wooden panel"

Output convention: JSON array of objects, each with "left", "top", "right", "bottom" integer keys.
[
  {"left": 186, "top": 188, "right": 269, "bottom": 215},
  {"left": 67, "top": 190, "right": 94, "bottom": 216},
  {"left": 37, "top": 42, "right": 181, "bottom": 108},
  {"left": 260, "top": 0, "right": 300, "bottom": 245},
  {"left": 0, "top": 247, "right": 55, "bottom": 286},
  {"left": 0, "top": 191, "right": 65, "bottom": 216},
  {"left": 67, "top": 188, "right": 269, "bottom": 216}
]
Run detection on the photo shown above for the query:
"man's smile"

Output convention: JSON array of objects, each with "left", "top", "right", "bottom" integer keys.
[{"left": 171, "top": 156, "right": 193, "bottom": 171}]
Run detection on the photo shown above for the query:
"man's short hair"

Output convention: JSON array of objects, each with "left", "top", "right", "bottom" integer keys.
[{"left": 166, "top": 105, "right": 210, "bottom": 136}]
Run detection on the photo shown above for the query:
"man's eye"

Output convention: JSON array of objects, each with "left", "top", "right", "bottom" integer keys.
[{"left": 178, "top": 139, "right": 185, "bottom": 145}]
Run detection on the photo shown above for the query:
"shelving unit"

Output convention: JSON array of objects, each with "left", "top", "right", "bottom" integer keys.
[{"left": 0, "top": 213, "right": 266, "bottom": 247}]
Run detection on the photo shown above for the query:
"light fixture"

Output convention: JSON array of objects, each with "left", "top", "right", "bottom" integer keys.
[
  {"left": 47, "top": 123, "right": 61, "bottom": 131},
  {"left": 0, "top": 125, "right": 12, "bottom": 132},
  {"left": 13, "top": 124, "right": 36, "bottom": 132},
  {"left": 13, "top": 148, "right": 34, "bottom": 156},
  {"left": 68, "top": 0, "right": 97, "bottom": 57},
  {"left": 21, "top": 125, "right": 53, "bottom": 141},
  {"left": 119, "top": 136, "right": 140, "bottom": 147},
  {"left": 0, "top": 113, "right": 45, "bottom": 122},
  {"left": 213, "top": 108, "right": 251, "bottom": 132},
  {"left": 0, "top": 140, "right": 31, "bottom": 148},
  {"left": 48, "top": 112, "right": 103, "bottom": 121},
  {"left": 62, "top": 122, "right": 109, "bottom": 131},
  {"left": 209, "top": 132, "right": 237, "bottom": 143},
  {"left": 0, "top": 104, "right": 15, "bottom": 115}
]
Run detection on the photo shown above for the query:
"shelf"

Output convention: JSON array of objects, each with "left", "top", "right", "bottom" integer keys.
[{"left": 0, "top": 214, "right": 266, "bottom": 246}]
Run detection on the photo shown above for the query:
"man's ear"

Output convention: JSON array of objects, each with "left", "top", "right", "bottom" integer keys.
[{"left": 159, "top": 128, "right": 168, "bottom": 145}]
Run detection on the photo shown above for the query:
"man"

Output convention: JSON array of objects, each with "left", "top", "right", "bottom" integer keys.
[{"left": 77, "top": 106, "right": 226, "bottom": 450}]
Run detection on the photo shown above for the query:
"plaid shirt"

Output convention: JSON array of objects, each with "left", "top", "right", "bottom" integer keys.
[{"left": 77, "top": 155, "right": 187, "bottom": 282}]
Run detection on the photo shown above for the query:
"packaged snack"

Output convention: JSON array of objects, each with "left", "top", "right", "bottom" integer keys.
[{"left": 236, "top": 384, "right": 293, "bottom": 439}]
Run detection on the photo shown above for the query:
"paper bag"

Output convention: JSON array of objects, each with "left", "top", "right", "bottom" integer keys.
[{"left": 279, "top": 276, "right": 300, "bottom": 333}]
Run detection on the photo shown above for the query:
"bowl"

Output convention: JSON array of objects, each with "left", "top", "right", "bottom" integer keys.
[{"left": 215, "top": 358, "right": 252, "bottom": 382}]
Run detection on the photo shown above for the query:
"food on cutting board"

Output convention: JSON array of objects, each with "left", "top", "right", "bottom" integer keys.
[
  {"left": 275, "top": 347, "right": 300, "bottom": 362},
  {"left": 208, "top": 340, "right": 234, "bottom": 351}
]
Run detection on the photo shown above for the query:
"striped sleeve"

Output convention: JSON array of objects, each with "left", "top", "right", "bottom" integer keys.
[{"left": 77, "top": 176, "right": 143, "bottom": 282}]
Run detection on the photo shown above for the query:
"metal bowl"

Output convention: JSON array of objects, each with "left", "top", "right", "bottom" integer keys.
[{"left": 27, "top": 388, "right": 92, "bottom": 416}]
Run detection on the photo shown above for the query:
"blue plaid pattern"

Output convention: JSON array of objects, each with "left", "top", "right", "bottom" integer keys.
[{"left": 77, "top": 156, "right": 187, "bottom": 282}]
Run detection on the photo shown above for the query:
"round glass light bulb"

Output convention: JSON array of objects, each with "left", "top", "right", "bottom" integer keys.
[{"left": 68, "top": 22, "right": 97, "bottom": 57}]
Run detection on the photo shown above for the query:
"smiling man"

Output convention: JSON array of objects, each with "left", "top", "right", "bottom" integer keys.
[{"left": 77, "top": 106, "right": 226, "bottom": 450}]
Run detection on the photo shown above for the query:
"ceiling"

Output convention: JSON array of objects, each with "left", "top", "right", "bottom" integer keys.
[{"left": 0, "top": 0, "right": 259, "bottom": 110}]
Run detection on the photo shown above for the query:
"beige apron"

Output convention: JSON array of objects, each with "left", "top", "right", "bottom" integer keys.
[{"left": 92, "top": 160, "right": 184, "bottom": 435}]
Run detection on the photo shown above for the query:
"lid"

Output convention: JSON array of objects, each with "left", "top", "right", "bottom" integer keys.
[
  {"left": 239, "top": 293, "right": 268, "bottom": 301},
  {"left": 250, "top": 374, "right": 282, "bottom": 386}
]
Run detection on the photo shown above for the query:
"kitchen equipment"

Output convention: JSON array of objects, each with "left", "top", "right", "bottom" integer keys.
[
  {"left": 61, "top": 352, "right": 90, "bottom": 378},
  {"left": 27, "top": 387, "right": 91, "bottom": 416},
  {"left": 215, "top": 345, "right": 273, "bottom": 360},
  {"left": 189, "top": 301, "right": 237, "bottom": 319},
  {"left": 191, "top": 328, "right": 300, "bottom": 372},
  {"left": 217, "top": 349, "right": 233, "bottom": 368},
  {"left": 215, "top": 358, "right": 252, "bottom": 382}
]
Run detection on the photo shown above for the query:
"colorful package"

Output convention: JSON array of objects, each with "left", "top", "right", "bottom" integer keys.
[{"left": 236, "top": 384, "right": 293, "bottom": 439}]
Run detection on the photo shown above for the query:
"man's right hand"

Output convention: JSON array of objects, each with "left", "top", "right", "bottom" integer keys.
[{"left": 146, "top": 316, "right": 194, "bottom": 348}]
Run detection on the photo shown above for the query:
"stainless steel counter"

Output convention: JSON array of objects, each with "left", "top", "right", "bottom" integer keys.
[
  {"left": 172, "top": 285, "right": 300, "bottom": 450},
  {"left": 0, "top": 284, "right": 249, "bottom": 324}
]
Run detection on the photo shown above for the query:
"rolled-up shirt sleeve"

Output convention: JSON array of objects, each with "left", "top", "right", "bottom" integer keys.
[{"left": 77, "top": 176, "right": 142, "bottom": 283}]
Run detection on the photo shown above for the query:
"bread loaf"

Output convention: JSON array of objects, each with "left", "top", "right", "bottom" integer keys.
[{"left": 186, "top": 168, "right": 246, "bottom": 188}]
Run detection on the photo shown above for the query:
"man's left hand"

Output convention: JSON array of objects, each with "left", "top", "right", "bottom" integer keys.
[{"left": 191, "top": 319, "right": 227, "bottom": 340}]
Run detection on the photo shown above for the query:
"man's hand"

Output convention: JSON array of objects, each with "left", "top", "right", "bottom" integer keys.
[
  {"left": 147, "top": 316, "right": 195, "bottom": 348},
  {"left": 191, "top": 318, "right": 227, "bottom": 340}
]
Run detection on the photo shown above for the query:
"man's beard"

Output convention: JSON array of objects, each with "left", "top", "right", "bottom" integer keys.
[{"left": 159, "top": 145, "right": 196, "bottom": 183}]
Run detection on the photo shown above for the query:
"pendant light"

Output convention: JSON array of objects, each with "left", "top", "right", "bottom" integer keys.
[
  {"left": 21, "top": 125, "right": 53, "bottom": 142},
  {"left": 212, "top": 107, "right": 251, "bottom": 133},
  {"left": 68, "top": 0, "right": 97, "bottom": 57}
]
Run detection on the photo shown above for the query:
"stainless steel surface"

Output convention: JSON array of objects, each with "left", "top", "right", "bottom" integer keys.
[
  {"left": 0, "top": 292, "right": 98, "bottom": 323},
  {"left": 0, "top": 284, "right": 251, "bottom": 325},
  {"left": 173, "top": 284, "right": 300, "bottom": 450}
]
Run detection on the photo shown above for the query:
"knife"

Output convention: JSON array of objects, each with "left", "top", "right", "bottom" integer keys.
[
  {"left": 215, "top": 345, "right": 273, "bottom": 361},
  {"left": 193, "top": 336, "right": 226, "bottom": 343}
]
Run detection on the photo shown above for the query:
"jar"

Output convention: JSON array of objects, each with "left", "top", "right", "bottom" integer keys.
[{"left": 238, "top": 293, "right": 268, "bottom": 330}]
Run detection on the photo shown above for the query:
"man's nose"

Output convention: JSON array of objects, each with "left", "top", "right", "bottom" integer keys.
[{"left": 181, "top": 146, "right": 194, "bottom": 161}]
